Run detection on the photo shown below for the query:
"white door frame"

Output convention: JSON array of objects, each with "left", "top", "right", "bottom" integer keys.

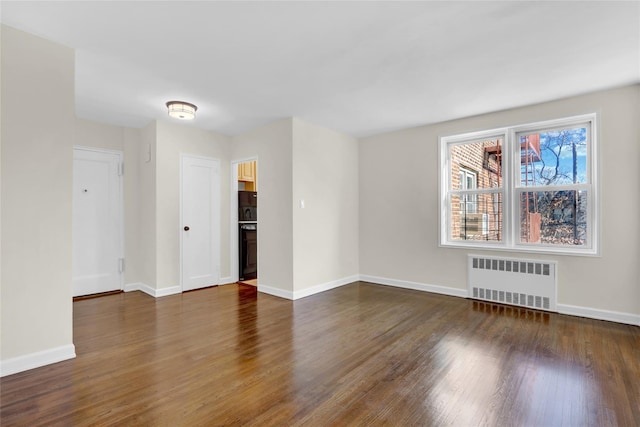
[
  {"left": 72, "top": 145, "right": 125, "bottom": 294},
  {"left": 180, "top": 153, "right": 221, "bottom": 291},
  {"left": 230, "top": 156, "right": 258, "bottom": 284}
]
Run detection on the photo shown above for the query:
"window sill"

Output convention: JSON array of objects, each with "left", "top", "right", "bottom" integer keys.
[{"left": 440, "top": 242, "right": 600, "bottom": 257}]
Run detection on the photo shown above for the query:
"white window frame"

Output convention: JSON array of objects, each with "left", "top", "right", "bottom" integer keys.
[
  {"left": 439, "top": 113, "right": 599, "bottom": 256},
  {"left": 459, "top": 167, "right": 478, "bottom": 214}
]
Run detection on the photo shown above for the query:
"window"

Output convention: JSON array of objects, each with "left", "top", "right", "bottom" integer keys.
[
  {"left": 459, "top": 167, "right": 477, "bottom": 214},
  {"left": 440, "top": 114, "right": 598, "bottom": 255}
]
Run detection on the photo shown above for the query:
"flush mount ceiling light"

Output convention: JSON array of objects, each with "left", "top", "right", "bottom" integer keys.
[{"left": 166, "top": 101, "right": 197, "bottom": 120}]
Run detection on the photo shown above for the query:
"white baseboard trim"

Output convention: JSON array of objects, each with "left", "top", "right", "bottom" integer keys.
[
  {"left": 257, "top": 284, "right": 294, "bottom": 300},
  {"left": 124, "top": 282, "right": 181, "bottom": 298},
  {"left": 258, "top": 275, "right": 360, "bottom": 301},
  {"left": 359, "top": 276, "right": 639, "bottom": 326},
  {"left": 292, "top": 275, "right": 360, "bottom": 300},
  {"left": 0, "top": 344, "right": 76, "bottom": 377},
  {"left": 219, "top": 276, "right": 233, "bottom": 285},
  {"left": 155, "top": 286, "right": 181, "bottom": 298},
  {"left": 360, "top": 275, "right": 468, "bottom": 299},
  {"left": 124, "top": 282, "right": 155, "bottom": 296},
  {"left": 128, "top": 278, "right": 639, "bottom": 326},
  {"left": 124, "top": 282, "right": 143, "bottom": 292},
  {"left": 557, "top": 304, "right": 640, "bottom": 327}
]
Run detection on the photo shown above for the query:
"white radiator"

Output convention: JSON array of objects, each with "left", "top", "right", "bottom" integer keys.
[{"left": 468, "top": 254, "right": 557, "bottom": 312}]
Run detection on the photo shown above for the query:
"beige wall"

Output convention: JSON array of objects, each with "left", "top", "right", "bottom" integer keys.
[
  {"left": 292, "top": 118, "right": 359, "bottom": 292},
  {"left": 1, "top": 26, "right": 75, "bottom": 361},
  {"left": 155, "top": 120, "right": 232, "bottom": 289},
  {"left": 231, "top": 117, "right": 359, "bottom": 296},
  {"left": 359, "top": 85, "right": 640, "bottom": 316},
  {"left": 75, "top": 118, "right": 126, "bottom": 151},
  {"left": 232, "top": 119, "right": 294, "bottom": 293},
  {"left": 137, "top": 121, "right": 157, "bottom": 287}
]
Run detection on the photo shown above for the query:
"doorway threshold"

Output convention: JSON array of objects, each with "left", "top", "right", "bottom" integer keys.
[{"left": 73, "top": 290, "right": 123, "bottom": 302}]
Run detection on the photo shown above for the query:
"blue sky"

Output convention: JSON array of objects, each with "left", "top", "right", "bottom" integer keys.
[{"left": 527, "top": 127, "right": 587, "bottom": 185}]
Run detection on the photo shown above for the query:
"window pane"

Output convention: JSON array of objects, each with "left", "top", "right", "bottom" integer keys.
[
  {"left": 519, "top": 190, "right": 588, "bottom": 246},
  {"left": 450, "top": 192, "right": 503, "bottom": 242},
  {"left": 458, "top": 168, "right": 476, "bottom": 191},
  {"left": 450, "top": 138, "right": 503, "bottom": 190},
  {"left": 466, "top": 174, "right": 475, "bottom": 189},
  {"left": 463, "top": 193, "right": 477, "bottom": 214},
  {"left": 519, "top": 127, "right": 588, "bottom": 187}
]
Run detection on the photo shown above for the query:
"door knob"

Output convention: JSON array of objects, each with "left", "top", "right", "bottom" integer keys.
[{"left": 184, "top": 226, "right": 190, "bottom": 231}]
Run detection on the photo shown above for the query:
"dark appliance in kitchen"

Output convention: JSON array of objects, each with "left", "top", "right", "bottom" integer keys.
[
  {"left": 239, "top": 223, "right": 257, "bottom": 280},
  {"left": 238, "top": 191, "right": 257, "bottom": 280},
  {"left": 238, "top": 191, "right": 257, "bottom": 222}
]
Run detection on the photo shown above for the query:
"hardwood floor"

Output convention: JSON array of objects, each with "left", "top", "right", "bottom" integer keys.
[
  {"left": 238, "top": 278, "right": 258, "bottom": 287},
  {"left": 1, "top": 282, "right": 639, "bottom": 426}
]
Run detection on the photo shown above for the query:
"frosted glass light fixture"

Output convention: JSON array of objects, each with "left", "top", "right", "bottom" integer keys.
[{"left": 166, "top": 101, "right": 197, "bottom": 120}]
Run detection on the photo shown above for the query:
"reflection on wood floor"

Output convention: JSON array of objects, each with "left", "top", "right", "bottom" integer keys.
[
  {"left": 238, "top": 278, "right": 258, "bottom": 287},
  {"left": 1, "top": 282, "right": 639, "bottom": 426}
]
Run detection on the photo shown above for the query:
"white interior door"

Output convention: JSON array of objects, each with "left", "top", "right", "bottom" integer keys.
[
  {"left": 73, "top": 148, "right": 123, "bottom": 297},
  {"left": 181, "top": 155, "right": 221, "bottom": 291}
]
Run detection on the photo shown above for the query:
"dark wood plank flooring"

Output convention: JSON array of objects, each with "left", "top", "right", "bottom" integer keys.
[{"left": 1, "top": 282, "right": 639, "bottom": 426}]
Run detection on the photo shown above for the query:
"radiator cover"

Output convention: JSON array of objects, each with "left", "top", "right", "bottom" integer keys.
[{"left": 468, "top": 254, "right": 557, "bottom": 312}]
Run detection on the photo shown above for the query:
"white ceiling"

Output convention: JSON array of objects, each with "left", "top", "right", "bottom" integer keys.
[{"left": 2, "top": 1, "right": 639, "bottom": 137}]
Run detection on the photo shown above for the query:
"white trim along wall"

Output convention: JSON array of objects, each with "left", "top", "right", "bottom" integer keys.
[{"left": 260, "top": 275, "right": 640, "bottom": 326}]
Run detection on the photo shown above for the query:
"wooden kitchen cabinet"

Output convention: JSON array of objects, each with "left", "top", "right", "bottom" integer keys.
[
  {"left": 238, "top": 161, "right": 257, "bottom": 191},
  {"left": 238, "top": 161, "right": 255, "bottom": 182}
]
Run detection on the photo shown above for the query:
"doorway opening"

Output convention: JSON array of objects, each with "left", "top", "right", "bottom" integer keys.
[{"left": 232, "top": 158, "right": 258, "bottom": 287}]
